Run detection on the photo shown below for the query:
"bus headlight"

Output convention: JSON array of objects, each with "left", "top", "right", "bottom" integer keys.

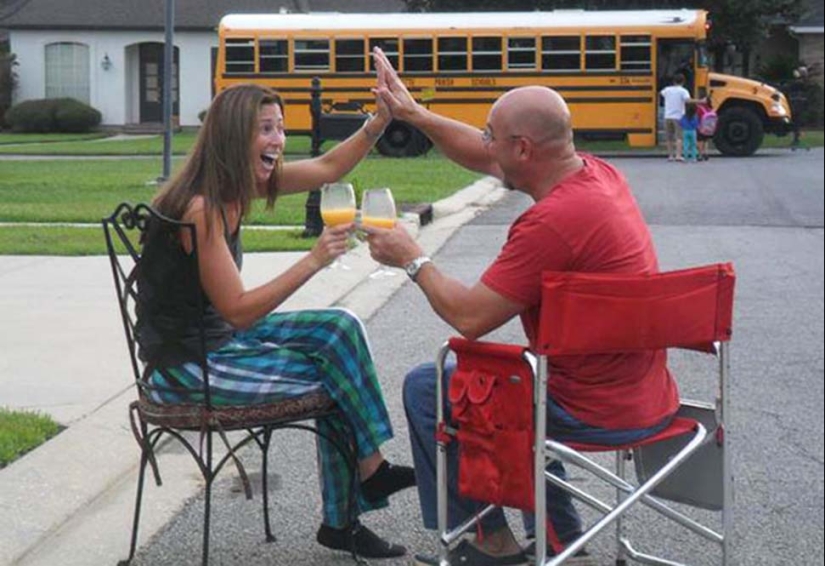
[{"left": 771, "top": 103, "right": 787, "bottom": 117}]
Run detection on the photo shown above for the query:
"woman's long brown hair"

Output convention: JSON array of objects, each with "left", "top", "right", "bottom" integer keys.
[{"left": 152, "top": 84, "right": 283, "bottom": 235}]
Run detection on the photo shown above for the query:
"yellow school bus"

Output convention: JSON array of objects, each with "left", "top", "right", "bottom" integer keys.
[{"left": 215, "top": 10, "right": 791, "bottom": 157}]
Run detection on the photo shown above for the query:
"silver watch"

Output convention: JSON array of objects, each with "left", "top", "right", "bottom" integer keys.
[{"left": 404, "top": 256, "right": 432, "bottom": 281}]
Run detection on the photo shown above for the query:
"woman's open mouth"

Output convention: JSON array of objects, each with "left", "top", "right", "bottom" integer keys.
[{"left": 260, "top": 152, "right": 279, "bottom": 170}]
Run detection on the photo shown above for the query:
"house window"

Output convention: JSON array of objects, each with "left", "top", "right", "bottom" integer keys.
[{"left": 45, "top": 42, "right": 90, "bottom": 103}]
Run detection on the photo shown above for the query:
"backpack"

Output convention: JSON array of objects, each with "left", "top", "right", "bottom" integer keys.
[{"left": 698, "top": 107, "right": 718, "bottom": 136}]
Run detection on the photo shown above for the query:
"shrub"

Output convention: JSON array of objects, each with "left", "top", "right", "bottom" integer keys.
[
  {"left": 4, "top": 98, "right": 101, "bottom": 133},
  {"left": 4, "top": 99, "right": 54, "bottom": 132},
  {"left": 54, "top": 98, "right": 102, "bottom": 132}
]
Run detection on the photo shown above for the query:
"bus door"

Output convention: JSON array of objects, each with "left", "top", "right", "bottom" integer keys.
[{"left": 657, "top": 39, "right": 696, "bottom": 97}]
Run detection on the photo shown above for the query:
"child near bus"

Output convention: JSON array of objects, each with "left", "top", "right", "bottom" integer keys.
[
  {"left": 696, "top": 97, "right": 717, "bottom": 161},
  {"left": 679, "top": 101, "right": 700, "bottom": 162}
]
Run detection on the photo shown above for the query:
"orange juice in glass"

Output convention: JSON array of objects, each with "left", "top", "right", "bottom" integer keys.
[
  {"left": 320, "top": 182, "right": 356, "bottom": 269},
  {"left": 362, "top": 188, "right": 398, "bottom": 278},
  {"left": 360, "top": 216, "right": 396, "bottom": 230},
  {"left": 322, "top": 208, "right": 357, "bottom": 227}
]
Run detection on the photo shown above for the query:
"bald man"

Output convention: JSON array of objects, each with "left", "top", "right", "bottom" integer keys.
[{"left": 366, "top": 48, "right": 678, "bottom": 566}]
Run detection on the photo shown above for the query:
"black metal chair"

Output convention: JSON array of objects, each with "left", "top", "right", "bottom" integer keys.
[{"left": 102, "top": 202, "right": 358, "bottom": 565}]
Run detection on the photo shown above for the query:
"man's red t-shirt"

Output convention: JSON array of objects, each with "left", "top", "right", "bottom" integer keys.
[{"left": 481, "top": 155, "right": 679, "bottom": 430}]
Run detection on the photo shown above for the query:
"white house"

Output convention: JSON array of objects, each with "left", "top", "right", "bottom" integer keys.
[{"left": 2, "top": 0, "right": 405, "bottom": 129}]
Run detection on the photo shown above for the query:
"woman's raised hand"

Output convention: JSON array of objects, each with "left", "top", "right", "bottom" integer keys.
[{"left": 372, "top": 47, "right": 419, "bottom": 122}]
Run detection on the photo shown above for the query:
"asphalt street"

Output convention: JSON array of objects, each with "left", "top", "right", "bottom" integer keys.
[{"left": 130, "top": 149, "right": 824, "bottom": 566}]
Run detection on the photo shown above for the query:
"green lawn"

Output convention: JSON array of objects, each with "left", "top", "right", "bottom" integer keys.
[
  {"left": 0, "top": 133, "right": 329, "bottom": 156},
  {"left": 0, "top": 153, "right": 480, "bottom": 254},
  {"left": 0, "top": 407, "right": 61, "bottom": 468}
]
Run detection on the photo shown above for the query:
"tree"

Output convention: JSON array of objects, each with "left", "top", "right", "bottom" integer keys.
[
  {"left": 1, "top": 52, "right": 18, "bottom": 127},
  {"left": 701, "top": 0, "right": 803, "bottom": 75}
]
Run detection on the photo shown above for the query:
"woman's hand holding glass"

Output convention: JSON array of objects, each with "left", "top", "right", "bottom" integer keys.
[
  {"left": 361, "top": 188, "right": 398, "bottom": 279},
  {"left": 320, "top": 182, "right": 356, "bottom": 269},
  {"left": 310, "top": 223, "right": 352, "bottom": 269}
]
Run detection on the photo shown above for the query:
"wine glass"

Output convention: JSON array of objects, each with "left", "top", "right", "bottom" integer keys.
[
  {"left": 320, "top": 182, "right": 356, "bottom": 270},
  {"left": 361, "top": 188, "right": 398, "bottom": 279}
]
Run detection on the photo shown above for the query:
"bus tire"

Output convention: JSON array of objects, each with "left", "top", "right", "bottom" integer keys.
[
  {"left": 376, "top": 121, "right": 432, "bottom": 157},
  {"left": 714, "top": 106, "right": 764, "bottom": 157}
]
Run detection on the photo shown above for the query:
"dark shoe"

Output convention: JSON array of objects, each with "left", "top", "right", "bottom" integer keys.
[
  {"left": 524, "top": 539, "right": 596, "bottom": 565},
  {"left": 360, "top": 460, "right": 416, "bottom": 502},
  {"left": 316, "top": 523, "right": 406, "bottom": 559},
  {"left": 414, "top": 540, "right": 528, "bottom": 565}
]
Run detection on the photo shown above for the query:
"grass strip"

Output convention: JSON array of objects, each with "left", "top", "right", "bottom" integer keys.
[
  {"left": 0, "top": 407, "right": 62, "bottom": 468},
  {"left": 0, "top": 155, "right": 480, "bottom": 225},
  {"left": 0, "top": 225, "right": 313, "bottom": 256},
  {"left": 0, "top": 132, "right": 111, "bottom": 145}
]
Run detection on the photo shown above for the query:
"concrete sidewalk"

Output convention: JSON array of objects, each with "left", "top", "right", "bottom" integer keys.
[{"left": 0, "top": 177, "right": 506, "bottom": 566}]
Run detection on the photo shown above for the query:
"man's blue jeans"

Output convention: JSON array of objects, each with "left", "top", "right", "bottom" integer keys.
[{"left": 403, "top": 361, "right": 674, "bottom": 543}]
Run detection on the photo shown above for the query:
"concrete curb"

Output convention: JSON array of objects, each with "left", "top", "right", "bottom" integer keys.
[{"left": 0, "top": 176, "right": 506, "bottom": 566}]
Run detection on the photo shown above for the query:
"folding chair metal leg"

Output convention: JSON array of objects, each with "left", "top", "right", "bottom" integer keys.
[
  {"left": 534, "top": 355, "right": 549, "bottom": 566},
  {"left": 615, "top": 451, "right": 628, "bottom": 566},
  {"left": 539, "top": 425, "right": 707, "bottom": 566},
  {"left": 436, "top": 344, "right": 451, "bottom": 565},
  {"left": 720, "top": 342, "right": 732, "bottom": 566}
]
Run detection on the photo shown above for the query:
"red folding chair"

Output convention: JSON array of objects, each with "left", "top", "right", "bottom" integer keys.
[{"left": 435, "top": 263, "right": 735, "bottom": 566}]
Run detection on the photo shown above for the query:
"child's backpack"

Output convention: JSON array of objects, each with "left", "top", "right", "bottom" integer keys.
[{"left": 698, "top": 107, "right": 718, "bottom": 136}]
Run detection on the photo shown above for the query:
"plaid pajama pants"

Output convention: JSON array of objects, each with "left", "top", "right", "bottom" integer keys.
[{"left": 148, "top": 308, "right": 394, "bottom": 527}]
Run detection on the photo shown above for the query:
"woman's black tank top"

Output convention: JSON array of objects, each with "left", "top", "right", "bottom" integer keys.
[{"left": 135, "top": 207, "right": 242, "bottom": 367}]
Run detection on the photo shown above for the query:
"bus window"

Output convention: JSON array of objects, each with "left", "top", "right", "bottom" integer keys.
[
  {"left": 369, "top": 38, "right": 399, "bottom": 71},
  {"left": 438, "top": 37, "right": 468, "bottom": 72},
  {"left": 225, "top": 38, "right": 255, "bottom": 74},
  {"left": 696, "top": 41, "right": 709, "bottom": 68},
  {"left": 259, "top": 39, "right": 288, "bottom": 73},
  {"left": 542, "top": 36, "right": 580, "bottom": 72},
  {"left": 336, "top": 39, "right": 365, "bottom": 72},
  {"left": 472, "top": 37, "right": 503, "bottom": 71},
  {"left": 508, "top": 37, "right": 536, "bottom": 70},
  {"left": 620, "top": 35, "right": 651, "bottom": 72},
  {"left": 404, "top": 38, "right": 433, "bottom": 73},
  {"left": 585, "top": 36, "right": 616, "bottom": 71},
  {"left": 294, "top": 39, "right": 329, "bottom": 72}
]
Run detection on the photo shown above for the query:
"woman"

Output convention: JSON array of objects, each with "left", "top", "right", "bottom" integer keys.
[{"left": 137, "top": 83, "right": 413, "bottom": 558}]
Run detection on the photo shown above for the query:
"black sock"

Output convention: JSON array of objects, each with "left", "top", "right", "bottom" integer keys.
[{"left": 360, "top": 460, "right": 416, "bottom": 502}]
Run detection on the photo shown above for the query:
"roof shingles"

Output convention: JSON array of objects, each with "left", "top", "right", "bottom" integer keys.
[{"left": 2, "top": 0, "right": 405, "bottom": 30}]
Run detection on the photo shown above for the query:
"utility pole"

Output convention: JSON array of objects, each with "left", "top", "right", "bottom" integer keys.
[{"left": 160, "top": 0, "right": 174, "bottom": 183}]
